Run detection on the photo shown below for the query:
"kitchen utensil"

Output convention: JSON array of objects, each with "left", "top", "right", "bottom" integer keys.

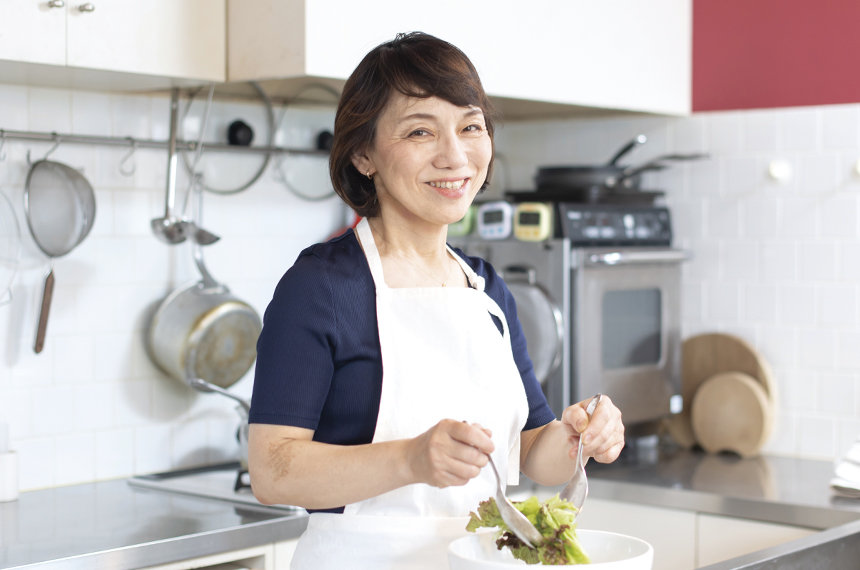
[
  {"left": 24, "top": 158, "right": 96, "bottom": 353},
  {"left": 500, "top": 265, "right": 563, "bottom": 386},
  {"left": 512, "top": 202, "right": 553, "bottom": 241},
  {"left": 475, "top": 201, "right": 514, "bottom": 239},
  {"left": 534, "top": 135, "right": 648, "bottom": 192},
  {"left": 147, "top": 186, "right": 261, "bottom": 389},
  {"left": 487, "top": 454, "right": 542, "bottom": 548},
  {"left": 188, "top": 377, "right": 250, "bottom": 413},
  {"left": 607, "top": 134, "right": 648, "bottom": 166},
  {"left": 151, "top": 88, "right": 191, "bottom": 245},
  {"left": 0, "top": 191, "right": 21, "bottom": 306},
  {"left": 560, "top": 394, "right": 602, "bottom": 516},
  {"left": 150, "top": 88, "right": 219, "bottom": 246},
  {"left": 448, "top": 529, "right": 653, "bottom": 569},
  {"left": 189, "top": 377, "right": 251, "bottom": 469},
  {"left": 691, "top": 372, "right": 773, "bottom": 458},
  {"left": 664, "top": 332, "right": 775, "bottom": 449},
  {"left": 180, "top": 81, "right": 274, "bottom": 195}
]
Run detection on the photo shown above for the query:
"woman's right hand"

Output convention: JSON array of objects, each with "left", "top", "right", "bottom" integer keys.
[{"left": 406, "top": 419, "right": 495, "bottom": 488}]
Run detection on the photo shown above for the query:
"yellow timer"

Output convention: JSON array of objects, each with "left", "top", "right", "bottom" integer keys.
[{"left": 513, "top": 202, "right": 554, "bottom": 241}]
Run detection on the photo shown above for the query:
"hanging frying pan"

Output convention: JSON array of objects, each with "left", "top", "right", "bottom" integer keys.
[{"left": 23, "top": 158, "right": 96, "bottom": 353}]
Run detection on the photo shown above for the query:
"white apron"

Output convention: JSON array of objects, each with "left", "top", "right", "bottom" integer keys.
[{"left": 290, "top": 219, "right": 529, "bottom": 570}]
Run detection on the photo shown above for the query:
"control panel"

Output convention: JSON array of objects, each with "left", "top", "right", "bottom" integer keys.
[{"left": 557, "top": 203, "right": 672, "bottom": 246}]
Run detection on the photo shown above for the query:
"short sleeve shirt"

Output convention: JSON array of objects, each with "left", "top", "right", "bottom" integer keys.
[{"left": 250, "top": 229, "right": 556, "bottom": 446}]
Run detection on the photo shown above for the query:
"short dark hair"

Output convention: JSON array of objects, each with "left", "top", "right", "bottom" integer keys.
[{"left": 329, "top": 32, "right": 498, "bottom": 217}]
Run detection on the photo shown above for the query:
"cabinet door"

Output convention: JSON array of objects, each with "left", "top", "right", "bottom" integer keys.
[
  {"left": 0, "top": 0, "right": 66, "bottom": 65},
  {"left": 576, "top": 498, "right": 696, "bottom": 570},
  {"left": 696, "top": 513, "right": 816, "bottom": 567},
  {"left": 228, "top": 0, "right": 690, "bottom": 116},
  {"left": 66, "top": 0, "right": 225, "bottom": 81}
]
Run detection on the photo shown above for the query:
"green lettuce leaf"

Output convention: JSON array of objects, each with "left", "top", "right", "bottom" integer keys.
[{"left": 466, "top": 495, "right": 590, "bottom": 565}]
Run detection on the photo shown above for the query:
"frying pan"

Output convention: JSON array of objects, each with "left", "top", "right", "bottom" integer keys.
[{"left": 23, "top": 159, "right": 96, "bottom": 353}]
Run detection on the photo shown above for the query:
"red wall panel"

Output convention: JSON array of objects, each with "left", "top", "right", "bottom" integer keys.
[{"left": 693, "top": 0, "right": 860, "bottom": 111}]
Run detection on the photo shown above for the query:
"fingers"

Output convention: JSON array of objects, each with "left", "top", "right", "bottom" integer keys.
[
  {"left": 412, "top": 419, "right": 495, "bottom": 488},
  {"left": 561, "top": 395, "right": 625, "bottom": 464}
]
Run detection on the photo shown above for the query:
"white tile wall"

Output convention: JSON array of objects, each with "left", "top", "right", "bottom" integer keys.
[
  {"left": 3, "top": 81, "right": 859, "bottom": 491},
  {"left": 0, "top": 83, "right": 344, "bottom": 491},
  {"left": 494, "top": 104, "right": 860, "bottom": 462}
]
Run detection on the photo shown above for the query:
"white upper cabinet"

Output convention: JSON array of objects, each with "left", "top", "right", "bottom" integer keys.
[
  {"left": 227, "top": 0, "right": 691, "bottom": 118},
  {"left": 0, "top": 0, "right": 225, "bottom": 89}
]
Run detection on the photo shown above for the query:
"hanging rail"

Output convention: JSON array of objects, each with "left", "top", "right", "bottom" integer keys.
[{"left": 0, "top": 128, "right": 327, "bottom": 157}]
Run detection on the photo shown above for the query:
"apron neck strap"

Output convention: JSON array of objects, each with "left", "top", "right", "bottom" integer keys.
[
  {"left": 355, "top": 218, "right": 387, "bottom": 289},
  {"left": 356, "top": 217, "right": 485, "bottom": 291}
]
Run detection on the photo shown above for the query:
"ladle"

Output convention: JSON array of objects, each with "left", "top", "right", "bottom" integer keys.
[{"left": 150, "top": 88, "right": 219, "bottom": 246}]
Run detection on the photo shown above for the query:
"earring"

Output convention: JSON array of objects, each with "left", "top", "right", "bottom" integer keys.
[{"left": 366, "top": 171, "right": 374, "bottom": 180}]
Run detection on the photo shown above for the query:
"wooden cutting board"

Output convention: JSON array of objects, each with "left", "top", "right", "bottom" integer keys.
[
  {"left": 682, "top": 333, "right": 775, "bottom": 399},
  {"left": 691, "top": 372, "right": 773, "bottom": 458},
  {"left": 663, "top": 333, "right": 775, "bottom": 448}
]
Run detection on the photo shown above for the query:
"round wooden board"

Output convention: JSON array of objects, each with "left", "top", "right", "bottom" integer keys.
[
  {"left": 683, "top": 333, "right": 775, "bottom": 400},
  {"left": 664, "top": 333, "right": 775, "bottom": 449},
  {"left": 691, "top": 372, "right": 773, "bottom": 458}
]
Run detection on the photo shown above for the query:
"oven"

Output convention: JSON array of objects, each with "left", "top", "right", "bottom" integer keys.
[{"left": 450, "top": 203, "right": 688, "bottom": 433}]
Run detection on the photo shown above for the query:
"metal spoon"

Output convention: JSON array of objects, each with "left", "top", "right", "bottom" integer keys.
[
  {"left": 559, "top": 394, "right": 603, "bottom": 518},
  {"left": 487, "top": 454, "right": 543, "bottom": 548}
]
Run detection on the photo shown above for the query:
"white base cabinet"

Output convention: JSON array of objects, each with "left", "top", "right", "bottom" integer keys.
[
  {"left": 577, "top": 498, "right": 816, "bottom": 569},
  {"left": 577, "top": 498, "right": 697, "bottom": 569},
  {"left": 696, "top": 514, "right": 815, "bottom": 567},
  {"left": 139, "top": 539, "right": 299, "bottom": 570}
]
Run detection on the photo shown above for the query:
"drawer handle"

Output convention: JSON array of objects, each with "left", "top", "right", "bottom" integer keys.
[
  {"left": 47, "top": 0, "right": 64, "bottom": 8},
  {"left": 77, "top": 2, "right": 95, "bottom": 12}
]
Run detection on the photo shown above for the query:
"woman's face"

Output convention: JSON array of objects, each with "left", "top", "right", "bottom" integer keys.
[{"left": 353, "top": 93, "right": 492, "bottom": 229}]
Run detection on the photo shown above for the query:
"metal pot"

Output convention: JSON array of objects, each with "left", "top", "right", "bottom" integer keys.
[{"left": 147, "top": 244, "right": 262, "bottom": 389}]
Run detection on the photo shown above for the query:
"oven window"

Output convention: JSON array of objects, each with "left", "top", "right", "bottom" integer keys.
[{"left": 602, "top": 288, "right": 661, "bottom": 369}]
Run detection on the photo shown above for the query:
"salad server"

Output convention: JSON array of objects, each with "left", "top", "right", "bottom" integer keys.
[
  {"left": 560, "top": 394, "right": 603, "bottom": 517},
  {"left": 487, "top": 454, "right": 543, "bottom": 548}
]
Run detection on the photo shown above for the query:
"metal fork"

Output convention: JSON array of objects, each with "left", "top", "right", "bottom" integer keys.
[
  {"left": 559, "top": 394, "right": 603, "bottom": 518},
  {"left": 487, "top": 454, "right": 543, "bottom": 548}
]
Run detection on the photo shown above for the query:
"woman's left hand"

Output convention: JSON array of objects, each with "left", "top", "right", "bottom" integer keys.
[{"left": 560, "top": 395, "right": 625, "bottom": 464}]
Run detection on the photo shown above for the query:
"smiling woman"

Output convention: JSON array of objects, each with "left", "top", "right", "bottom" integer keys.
[{"left": 247, "top": 31, "right": 625, "bottom": 570}]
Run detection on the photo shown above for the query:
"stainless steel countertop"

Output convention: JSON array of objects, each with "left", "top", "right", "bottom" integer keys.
[
  {"left": 0, "top": 477, "right": 308, "bottom": 569},
  {"left": 1, "top": 446, "right": 859, "bottom": 569}
]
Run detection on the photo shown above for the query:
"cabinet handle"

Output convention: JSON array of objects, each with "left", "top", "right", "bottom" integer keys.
[
  {"left": 47, "top": 0, "right": 65, "bottom": 8},
  {"left": 77, "top": 2, "right": 95, "bottom": 12}
]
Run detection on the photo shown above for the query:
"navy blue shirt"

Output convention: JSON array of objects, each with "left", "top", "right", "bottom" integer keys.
[{"left": 250, "top": 228, "right": 556, "bottom": 448}]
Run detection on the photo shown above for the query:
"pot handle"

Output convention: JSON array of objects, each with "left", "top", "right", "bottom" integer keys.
[{"left": 606, "top": 134, "right": 647, "bottom": 166}]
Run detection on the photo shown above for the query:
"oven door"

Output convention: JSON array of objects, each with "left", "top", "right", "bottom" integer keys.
[{"left": 572, "top": 248, "right": 688, "bottom": 426}]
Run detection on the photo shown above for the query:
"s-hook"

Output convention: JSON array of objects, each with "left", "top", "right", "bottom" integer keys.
[
  {"left": 119, "top": 137, "right": 137, "bottom": 176},
  {"left": 26, "top": 133, "right": 61, "bottom": 165}
]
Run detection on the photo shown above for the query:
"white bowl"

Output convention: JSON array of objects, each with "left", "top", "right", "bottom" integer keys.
[{"left": 448, "top": 529, "right": 653, "bottom": 569}]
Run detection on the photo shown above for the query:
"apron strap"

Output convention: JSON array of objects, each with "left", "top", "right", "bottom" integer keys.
[{"left": 355, "top": 218, "right": 388, "bottom": 290}]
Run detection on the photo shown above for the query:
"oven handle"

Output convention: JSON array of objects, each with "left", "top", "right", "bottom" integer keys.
[{"left": 585, "top": 249, "right": 691, "bottom": 266}]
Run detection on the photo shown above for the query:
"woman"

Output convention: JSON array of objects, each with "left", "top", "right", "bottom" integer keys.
[{"left": 248, "top": 32, "right": 625, "bottom": 569}]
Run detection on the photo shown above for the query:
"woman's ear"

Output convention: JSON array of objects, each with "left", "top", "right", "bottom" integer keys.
[{"left": 351, "top": 153, "right": 374, "bottom": 178}]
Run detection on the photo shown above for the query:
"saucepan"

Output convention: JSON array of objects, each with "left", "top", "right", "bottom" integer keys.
[
  {"left": 23, "top": 156, "right": 96, "bottom": 353},
  {"left": 146, "top": 186, "right": 262, "bottom": 390}
]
